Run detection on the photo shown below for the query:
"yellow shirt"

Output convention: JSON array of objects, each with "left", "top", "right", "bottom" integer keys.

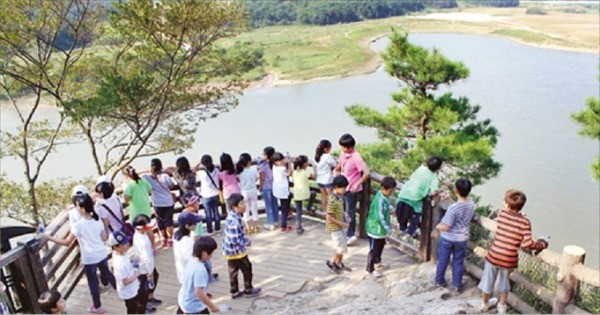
[
  {"left": 292, "top": 169, "right": 311, "bottom": 201},
  {"left": 325, "top": 194, "right": 344, "bottom": 233}
]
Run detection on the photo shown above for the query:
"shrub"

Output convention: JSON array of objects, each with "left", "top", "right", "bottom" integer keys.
[{"left": 526, "top": 7, "right": 547, "bottom": 15}]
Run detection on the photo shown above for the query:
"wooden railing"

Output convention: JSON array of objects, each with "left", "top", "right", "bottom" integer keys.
[{"left": 2, "top": 171, "right": 598, "bottom": 314}]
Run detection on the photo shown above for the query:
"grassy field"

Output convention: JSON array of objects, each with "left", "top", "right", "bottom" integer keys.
[{"left": 225, "top": 7, "right": 599, "bottom": 83}]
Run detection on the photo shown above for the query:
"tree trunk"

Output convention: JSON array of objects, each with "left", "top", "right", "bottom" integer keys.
[{"left": 27, "top": 179, "right": 40, "bottom": 225}]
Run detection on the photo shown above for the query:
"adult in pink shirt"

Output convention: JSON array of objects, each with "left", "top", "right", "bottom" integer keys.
[
  {"left": 218, "top": 153, "right": 241, "bottom": 208},
  {"left": 334, "top": 134, "right": 370, "bottom": 245}
]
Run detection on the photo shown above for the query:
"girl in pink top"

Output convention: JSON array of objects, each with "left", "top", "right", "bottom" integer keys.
[{"left": 218, "top": 153, "right": 241, "bottom": 210}]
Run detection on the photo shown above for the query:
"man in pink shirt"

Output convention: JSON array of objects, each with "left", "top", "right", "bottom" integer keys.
[{"left": 334, "top": 134, "right": 370, "bottom": 245}]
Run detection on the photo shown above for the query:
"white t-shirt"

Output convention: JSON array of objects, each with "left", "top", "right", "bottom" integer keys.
[
  {"left": 70, "top": 218, "right": 107, "bottom": 265},
  {"left": 198, "top": 168, "right": 219, "bottom": 198},
  {"left": 112, "top": 253, "right": 140, "bottom": 300},
  {"left": 68, "top": 206, "right": 82, "bottom": 226},
  {"left": 95, "top": 195, "right": 124, "bottom": 232},
  {"left": 316, "top": 153, "right": 337, "bottom": 185},
  {"left": 142, "top": 174, "right": 175, "bottom": 207},
  {"left": 133, "top": 232, "right": 154, "bottom": 275},
  {"left": 238, "top": 167, "right": 259, "bottom": 193},
  {"left": 173, "top": 235, "right": 195, "bottom": 284},
  {"left": 272, "top": 165, "right": 290, "bottom": 199}
]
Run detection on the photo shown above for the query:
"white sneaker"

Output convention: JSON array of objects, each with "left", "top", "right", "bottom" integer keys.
[
  {"left": 480, "top": 297, "right": 498, "bottom": 312},
  {"left": 497, "top": 303, "right": 507, "bottom": 314},
  {"left": 375, "top": 263, "right": 388, "bottom": 270},
  {"left": 370, "top": 270, "right": 383, "bottom": 278},
  {"left": 346, "top": 235, "right": 358, "bottom": 245}
]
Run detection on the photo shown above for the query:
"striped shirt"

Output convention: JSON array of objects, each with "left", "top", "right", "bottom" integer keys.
[
  {"left": 326, "top": 194, "right": 345, "bottom": 233},
  {"left": 485, "top": 209, "right": 546, "bottom": 269},
  {"left": 440, "top": 199, "right": 475, "bottom": 242}
]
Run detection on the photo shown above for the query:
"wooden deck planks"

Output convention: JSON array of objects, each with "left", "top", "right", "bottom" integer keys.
[{"left": 65, "top": 216, "right": 412, "bottom": 314}]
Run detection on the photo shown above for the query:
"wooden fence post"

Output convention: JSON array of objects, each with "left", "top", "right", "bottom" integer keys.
[
  {"left": 552, "top": 245, "right": 585, "bottom": 314},
  {"left": 428, "top": 202, "right": 446, "bottom": 264},
  {"left": 418, "top": 196, "right": 433, "bottom": 262},
  {"left": 358, "top": 178, "right": 371, "bottom": 239}
]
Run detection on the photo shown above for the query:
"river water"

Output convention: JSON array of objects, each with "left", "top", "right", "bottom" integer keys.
[{"left": 1, "top": 33, "right": 599, "bottom": 266}]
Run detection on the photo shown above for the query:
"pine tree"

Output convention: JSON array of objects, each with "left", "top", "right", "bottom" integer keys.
[{"left": 346, "top": 30, "right": 501, "bottom": 185}]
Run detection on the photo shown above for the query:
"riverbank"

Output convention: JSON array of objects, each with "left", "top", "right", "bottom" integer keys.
[{"left": 236, "top": 7, "right": 599, "bottom": 88}]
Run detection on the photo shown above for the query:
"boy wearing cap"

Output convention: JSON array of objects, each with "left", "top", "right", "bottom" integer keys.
[
  {"left": 182, "top": 193, "right": 206, "bottom": 240},
  {"left": 223, "top": 193, "right": 262, "bottom": 299},
  {"left": 174, "top": 211, "right": 203, "bottom": 284},
  {"left": 132, "top": 215, "right": 161, "bottom": 312},
  {"left": 109, "top": 230, "right": 146, "bottom": 314}
]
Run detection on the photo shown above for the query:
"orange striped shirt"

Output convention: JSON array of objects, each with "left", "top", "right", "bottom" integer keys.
[{"left": 485, "top": 209, "right": 545, "bottom": 269}]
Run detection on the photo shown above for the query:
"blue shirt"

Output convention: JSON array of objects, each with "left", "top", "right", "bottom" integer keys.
[
  {"left": 440, "top": 199, "right": 475, "bottom": 242},
  {"left": 177, "top": 259, "right": 208, "bottom": 313}
]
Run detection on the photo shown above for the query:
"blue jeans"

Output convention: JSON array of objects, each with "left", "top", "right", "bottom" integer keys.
[
  {"left": 203, "top": 196, "right": 221, "bottom": 233},
  {"left": 84, "top": 258, "right": 116, "bottom": 308},
  {"left": 262, "top": 189, "right": 279, "bottom": 225},
  {"left": 435, "top": 237, "right": 467, "bottom": 289},
  {"left": 344, "top": 191, "right": 360, "bottom": 238}
]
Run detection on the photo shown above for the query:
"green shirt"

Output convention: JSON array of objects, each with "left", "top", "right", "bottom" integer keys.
[
  {"left": 366, "top": 190, "right": 393, "bottom": 238},
  {"left": 124, "top": 178, "right": 152, "bottom": 221},
  {"left": 397, "top": 165, "right": 439, "bottom": 213},
  {"left": 292, "top": 169, "right": 311, "bottom": 201}
]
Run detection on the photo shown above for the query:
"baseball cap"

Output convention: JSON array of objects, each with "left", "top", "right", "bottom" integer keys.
[
  {"left": 108, "top": 230, "right": 132, "bottom": 246},
  {"left": 178, "top": 211, "right": 203, "bottom": 226},
  {"left": 183, "top": 193, "right": 200, "bottom": 207},
  {"left": 71, "top": 185, "right": 89, "bottom": 197},
  {"left": 96, "top": 175, "right": 111, "bottom": 184}
]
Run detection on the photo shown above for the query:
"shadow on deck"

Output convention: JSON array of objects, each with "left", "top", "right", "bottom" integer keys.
[{"left": 66, "top": 216, "right": 415, "bottom": 314}]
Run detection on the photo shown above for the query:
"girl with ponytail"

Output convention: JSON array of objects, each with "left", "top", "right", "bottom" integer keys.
[
  {"left": 123, "top": 165, "right": 157, "bottom": 252},
  {"left": 315, "top": 139, "right": 337, "bottom": 211},
  {"left": 237, "top": 153, "right": 260, "bottom": 233},
  {"left": 43, "top": 194, "right": 116, "bottom": 313}
]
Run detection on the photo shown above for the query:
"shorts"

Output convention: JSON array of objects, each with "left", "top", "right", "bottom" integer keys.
[
  {"left": 478, "top": 260, "right": 512, "bottom": 294},
  {"left": 154, "top": 206, "right": 174, "bottom": 230},
  {"left": 330, "top": 230, "right": 347, "bottom": 255},
  {"left": 318, "top": 183, "right": 333, "bottom": 189}
]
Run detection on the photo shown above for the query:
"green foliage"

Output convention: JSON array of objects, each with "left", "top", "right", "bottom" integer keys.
[
  {"left": 64, "top": 0, "right": 258, "bottom": 177},
  {"left": 346, "top": 30, "right": 500, "bottom": 186},
  {"left": 526, "top": 7, "right": 548, "bottom": 15},
  {"left": 0, "top": 175, "right": 94, "bottom": 226},
  {"left": 571, "top": 84, "right": 600, "bottom": 181},
  {"left": 458, "top": 0, "right": 519, "bottom": 7},
  {"left": 244, "top": 0, "right": 458, "bottom": 28}
]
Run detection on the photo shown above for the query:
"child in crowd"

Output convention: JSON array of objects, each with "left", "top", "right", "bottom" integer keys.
[
  {"left": 292, "top": 155, "right": 316, "bottom": 235},
  {"left": 272, "top": 152, "right": 292, "bottom": 232},
  {"left": 197, "top": 154, "right": 222, "bottom": 235},
  {"left": 219, "top": 153, "right": 241, "bottom": 211},
  {"left": 478, "top": 189, "right": 549, "bottom": 314},
  {"left": 37, "top": 290, "right": 66, "bottom": 314},
  {"left": 173, "top": 211, "right": 203, "bottom": 285},
  {"left": 259, "top": 146, "right": 279, "bottom": 230},
  {"left": 132, "top": 215, "right": 161, "bottom": 312},
  {"left": 122, "top": 166, "right": 156, "bottom": 252},
  {"left": 109, "top": 230, "right": 146, "bottom": 314},
  {"left": 44, "top": 194, "right": 115, "bottom": 314},
  {"left": 68, "top": 184, "right": 88, "bottom": 224},
  {"left": 396, "top": 156, "right": 444, "bottom": 238},
  {"left": 95, "top": 177, "right": 125, "bottom": 234},
  {"left": 365, "top": 176, "right": 397, "bottom": 278},
  {"left": 335, "top": 134, "right": 370, "bottom": 246},
  {"left": 169, "top": 156, "right": 200, "bottom": 199},
  {"left": 177, "top": 237, "right": 221, "bottom": 314},
  {"left": 315, "top": 139, "right": 337, "bottom": 211},
  {"left": 142, "top": 158, "right": 176, "bottom": 248},
  {"left": 178, "top": 194, "right": 219, "bottom": 283},
  {"left": 237, "top": 153, "right": 260, "bottom": 234},
  {"left": 325, "top": 175, "right": 351, "bottom": 274},
  {"left": 435, "top": 179, "right": 475, "bottom": 292},
  {"left": 223, "top": 194, "right": 262, "bottom": 299}
]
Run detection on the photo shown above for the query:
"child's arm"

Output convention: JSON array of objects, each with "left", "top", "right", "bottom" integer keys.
[
  {"left": 309, "top": 164, "right": 317, "bottom": 180},
  {"left": 376, "top": 200, "right": 392, "bottom": 234},
  {"left": 195, "top": 287, "right": 219, "bottom": 313},
  {"left": 520, "top": 220, "right": 548, "bottom": 252},
  {"left": 325, "top": 213, "right": 349, "bottom": 229},
  {"left": 122, "top": 270, "right": 142, "bottom": 286},
  {"left": 41, "top": 233, "right": 75, "bottom": 246}
]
